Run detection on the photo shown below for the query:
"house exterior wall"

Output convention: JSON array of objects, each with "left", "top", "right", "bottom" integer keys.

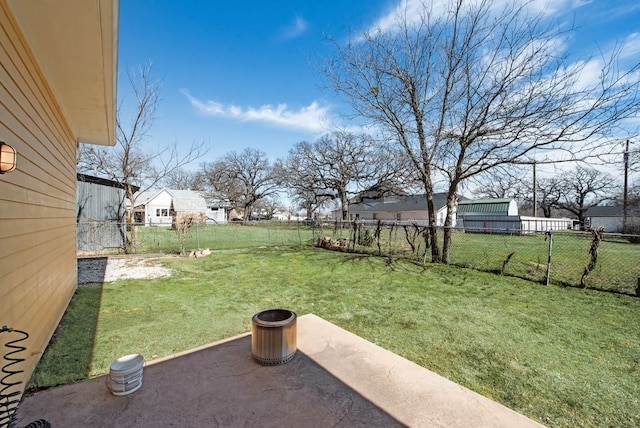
[
  {"left": 587, "top": 216, "right": 623, "bottom": 232},
  {"left": 145, "top": 190, "right": 173, "bottom": 226},
  {"left": 206, "top": 207, "right": 227, "bottom": 224},
  {"left": 0, "top": 3, "right": 78, "bottom": 384}
]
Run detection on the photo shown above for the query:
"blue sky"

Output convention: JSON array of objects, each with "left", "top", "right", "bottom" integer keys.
[{"left": 118, "top": 0, "right": 640, "bottom": 168}]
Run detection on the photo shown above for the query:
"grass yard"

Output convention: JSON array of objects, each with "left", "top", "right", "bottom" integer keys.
[
  {"left": 446, "top": 230, "right": 639, "bottom": 293},
  {"left": 134, "top": 223, "right": 640, "bottom": 294},
  {"left": 30, "top": 246, "right": 640, "bottom": 427},
  {"left": 135, "top": 222, "right": 310, "bottom": 253}
]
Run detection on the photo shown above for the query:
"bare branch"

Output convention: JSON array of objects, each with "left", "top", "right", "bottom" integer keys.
[
  {"left": 323, "top": 0, "right": 640, "bottom": 262},
  {"left": 77, "top": 62, "right": 208, "bottom": 252}
]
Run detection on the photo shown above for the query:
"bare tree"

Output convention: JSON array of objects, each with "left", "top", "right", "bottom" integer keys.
[
  {"left": 200, "top": 148, "right": 280, "bottom": 220},
  {"left": 474, "top": 169, "right": 568, "bottom": 217},
  {"left": 77, "top": 63, "right": 207, "bottom": 252},
  {"left": 174, "top": 213, "right": 198, "bottom": 256},
  {"left": 474, "top": 169, "right": 528, "bottom": 200},
  {"left": 612, "top": 179, "right": 640, "bottom": 207},
  {"left": 162, "top": 167, "right": 202, "bottom": 190},
  {"left": 289, "top": 187, "right": 332, "bottom": 221},
  {"left": 253, "top": 196, "right": 283, "bottom": 220},
  {"left": 277, "top": 148, "right": 332, "bottom": 220},
  {"left": 529, "top": 177, "right": 565, "bottom": 218},
  {"left": 324, "top": 0, "right": 640, "bottom": 262},
  {"left": 553, "top": 166, "right": 617, "bottom": 226},
  {"left": 283, "top": 131, "right": 408, "bottom": 220}
]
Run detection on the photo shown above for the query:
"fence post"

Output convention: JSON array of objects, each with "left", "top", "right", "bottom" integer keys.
[{"left": 545, "top": 231, "right": 553, "bottom": 286}]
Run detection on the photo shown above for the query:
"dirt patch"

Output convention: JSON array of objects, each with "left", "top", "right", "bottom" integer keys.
[{"left": 78, "top": 256, "right": 173, "bottom": 286}]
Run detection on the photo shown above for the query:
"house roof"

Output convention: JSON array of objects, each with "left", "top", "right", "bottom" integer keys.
[
  {"left": 168, "top": 190, "right": 208, "bottom": 212},
  {"left": 77, "top": 173, "right": 139, "bottom": 192},
  {"left": 6, "top": 0, "right": 118, "bottom": 146},
  {"left": 350, "top": 193, "right": 450, "bottom": 212},
  {"left": 133, "top": 190, "right": 159, "bottom": 207},
  {"left": 584, "top": 206, "right": 624, "bottom": 217},
  {"left": 457, "top": 198, "right": 514, "bottom": 214}
]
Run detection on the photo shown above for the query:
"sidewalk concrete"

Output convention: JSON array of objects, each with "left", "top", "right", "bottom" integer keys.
[{"left": 17, "top": 314, "right": 545, "bottom": 427}]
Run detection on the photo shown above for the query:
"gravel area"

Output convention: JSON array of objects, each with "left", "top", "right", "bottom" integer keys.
[{"left": 77, "top": 256, "right": 173, "bottom": 286}]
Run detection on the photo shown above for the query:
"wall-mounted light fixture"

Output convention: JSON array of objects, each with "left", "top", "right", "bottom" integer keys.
[{"left": 0, "top": 141, "right": 17, "bottom": 174}]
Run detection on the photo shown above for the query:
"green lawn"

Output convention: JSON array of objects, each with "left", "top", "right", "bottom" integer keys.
[
  {"left": 135, "top": 223, "right": 640, "bottom": 294},
  {"left": 31, "top": 247, "right": 640, "bottom": 427}
]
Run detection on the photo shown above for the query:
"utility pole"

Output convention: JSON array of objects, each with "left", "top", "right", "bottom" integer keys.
[
  {"left": 532, "top": 162, "right": 537, "bottom": 217},
  {"left": 623, "top": 140, "right": 629, "bottom": 233}
]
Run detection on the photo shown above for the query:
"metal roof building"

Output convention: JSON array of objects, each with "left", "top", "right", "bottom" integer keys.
[{"left": 456, "top": 198, "right": 519, "bottom": 216}]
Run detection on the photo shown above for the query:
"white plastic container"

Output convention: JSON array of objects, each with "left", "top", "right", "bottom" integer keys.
[{"left": 108, "top": 354, "right": 144, "bottom": 396}]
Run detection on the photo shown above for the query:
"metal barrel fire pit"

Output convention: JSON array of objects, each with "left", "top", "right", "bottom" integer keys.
[{"left": 251, "top": 309, "right": 297, "bottom": 365}]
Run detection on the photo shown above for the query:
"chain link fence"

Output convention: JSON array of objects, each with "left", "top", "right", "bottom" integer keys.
[
  {"left": 77, "top": 220, "right": 640, "bottom": 296},
  {"left": 313, "top": 220, "right": 640, "bottom": 296},
  {"left": 77, "top": 221, "right": 314, "bottom": 254},
  {"left": 77, "top": 221, "right": 127, "bottom": 252}
]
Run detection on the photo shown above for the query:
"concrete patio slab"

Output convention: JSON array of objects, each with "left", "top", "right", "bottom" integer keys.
[{"left": 17, "top": 314, "right": 544, "bottom": 427}]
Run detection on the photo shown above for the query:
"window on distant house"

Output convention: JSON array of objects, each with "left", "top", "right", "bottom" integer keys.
[
  {"left": 396, "top": 213, "right": 402, "bottom": 221},
  {"left": 372, "top": 213, "right": 378, "bottom": 220},
  {"left": 156, "top": 209, "right": 161, "bottom": 216}
]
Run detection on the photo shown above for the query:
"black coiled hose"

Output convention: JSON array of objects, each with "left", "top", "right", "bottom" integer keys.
[
  {"left": 0, "top": 326, "right": 51, "bottom": 428},
  {"left": 1, "top": 325, "right": 29, "bottom": 428}
]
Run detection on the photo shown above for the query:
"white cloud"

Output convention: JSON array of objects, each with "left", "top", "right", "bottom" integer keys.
[
  {"left": 281, "top": 15, "right": 308, "bottom": 39},
  {"left": 182, "top": 90, "right": 331, "bottom": 133},
  {"left": 621, "top": 33, "right": 640, "bottom": 61},
  {"left": 366, "top": 0, "right": 584, "bottom": 35}
]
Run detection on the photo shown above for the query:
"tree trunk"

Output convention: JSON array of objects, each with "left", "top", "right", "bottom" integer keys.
[
  {"left": 125, "top": 187, "right": 137, "bottom": 254},
  {"left": 441, "top": 192, "right": 458, "bottom": 264},
  {"left": 340, "top": 191, "right": 350, "bottom": 221},
  {"left": 125, "top": 211, "right": 137, "bottom": 254},
  {"left": 425, "top": 187, "right": 441, "bottom": 263}
]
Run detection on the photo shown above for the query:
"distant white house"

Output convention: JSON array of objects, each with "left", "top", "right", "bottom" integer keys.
[
  {"left": 204, "top": 196, "right": 230, "bottom": 224},
  {"left": 134, "top": 189, "right": 172, "bottom": 226},
  {"left": 349, "top": 193, "right": 458, "bottom": 226},
  {"left": 585, "top": 205, "right": 640, "bottom": 233},
  {"left": 133, "top": 189, "right": 226, "bottom": 226},
  {"left": 457, "top": 198, "right": 572, "bottom": 233}
]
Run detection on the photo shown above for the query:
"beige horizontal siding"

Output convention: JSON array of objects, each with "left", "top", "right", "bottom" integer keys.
[{"left": 0, "top": 1, "right": 78, "bottom": 390}]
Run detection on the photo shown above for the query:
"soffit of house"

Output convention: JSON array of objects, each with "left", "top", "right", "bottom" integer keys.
[{"left": 6, "top": 0, "right": 118, "bottom": 146}]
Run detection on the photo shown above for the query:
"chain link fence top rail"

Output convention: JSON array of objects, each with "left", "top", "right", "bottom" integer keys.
[{"left": 76, "top": 220, "right": 640, "bottom": 296}]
